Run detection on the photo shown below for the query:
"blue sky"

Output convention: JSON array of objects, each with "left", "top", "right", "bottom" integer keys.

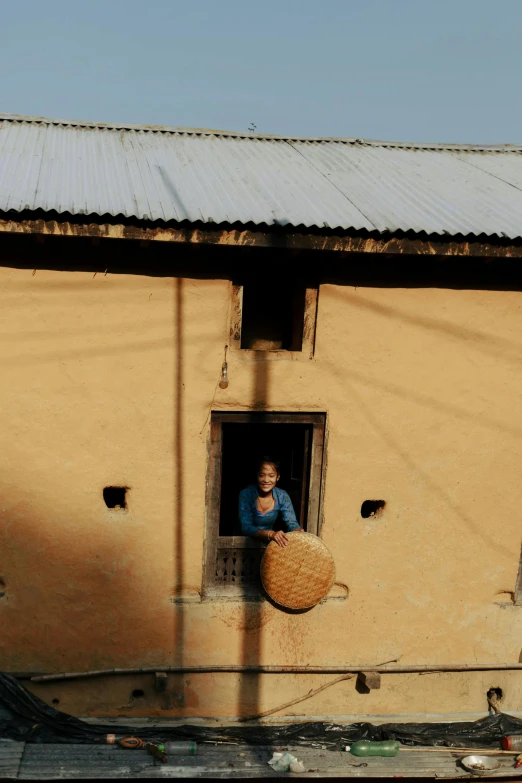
[{"left": 1, "top": 0, "right": 521, "bottom": 143}]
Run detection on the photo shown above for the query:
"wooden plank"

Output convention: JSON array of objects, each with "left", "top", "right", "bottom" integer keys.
[
  {"left": 302, "top": 287, "right": 319, "bottom": 359},
  {"left": 4, "top": 217, "right": 522, "bottom": 258},
  {"left": 203, "top": 584, "right": 262, "bottom": 600},
  {"left": 228, "top": 283, "right": 243, "bottom": 348},
  {"left": 0, "top": 740, "right": 25, "bottom": 779},
  {"left": 210, "top": 412, "right": 325, "bottom": 426},
  {"left": 299, "top": 427, "right": 311, "bottom": 528},
  {"left": 202, "top": 419, "right": 223, "bottom": 595},
  {"left": 306, "top": 417, "right": 326, "bottom": 536},
  {"left": 218, "top": 536, "right": 265, "bottom": 549},
  {"left": 514, "top": 542, "right": 522, "bottom": 605}
]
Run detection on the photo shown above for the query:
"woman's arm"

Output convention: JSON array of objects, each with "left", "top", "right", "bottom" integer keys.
[
  {"left": 253, "top": 528, "right": 288, "bottom": 547},
  {"left": 252, "top": 528, "right": 275, "bottom": 542},
  {"left": 278, "top": 490, "right": 302, "bottom": 532},
  {"left": 239, "top": 489, "right": 290, "bottom": 547}
]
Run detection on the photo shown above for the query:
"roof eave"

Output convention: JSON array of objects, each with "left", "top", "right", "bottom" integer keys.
[{"left": 1, "top": 213, "right": 521, "bottom": 258}]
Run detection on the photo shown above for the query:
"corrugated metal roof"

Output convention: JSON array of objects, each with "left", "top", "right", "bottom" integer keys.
[{"left": 1, "top": 113, "right": 522, "bottom": 239}]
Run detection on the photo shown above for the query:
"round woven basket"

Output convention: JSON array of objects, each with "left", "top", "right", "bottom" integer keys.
[{"left": 260, "top": 531, "right": 336, "bottom": 609}]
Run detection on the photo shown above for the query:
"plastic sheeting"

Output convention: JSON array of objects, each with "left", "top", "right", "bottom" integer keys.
[{"left": 2, "top": 673, "right": 522, "bottom": 749}]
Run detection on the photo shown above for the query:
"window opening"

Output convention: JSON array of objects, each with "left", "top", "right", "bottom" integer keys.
[
  {"left": 240, "top": 279, "right": 306, "bottom": 351},
  {"left": 204, "top": 412, "right": 325, "bottom": 597}
]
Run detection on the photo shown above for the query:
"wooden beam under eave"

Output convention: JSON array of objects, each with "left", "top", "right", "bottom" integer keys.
[{"left": 0, "top": 217, "right": 522, "bottom": 258}]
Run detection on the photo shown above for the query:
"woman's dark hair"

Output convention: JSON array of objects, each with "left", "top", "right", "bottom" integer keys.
[{"left": 255, "top": 456, "right": 281, "bottom": 474}]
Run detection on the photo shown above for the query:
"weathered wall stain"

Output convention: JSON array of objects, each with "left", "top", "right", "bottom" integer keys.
[{"left": 217, "top": 604, "right": 275, "bottom": 632}]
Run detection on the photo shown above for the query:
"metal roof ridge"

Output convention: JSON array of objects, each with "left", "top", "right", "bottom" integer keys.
[{"left": 1, "top": 112, "right": 521, "bottom": 151}]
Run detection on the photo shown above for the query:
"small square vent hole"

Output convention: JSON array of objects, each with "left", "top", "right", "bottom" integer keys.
[{"left": 103, "top": 486, "right": 128, "bottom": 511}]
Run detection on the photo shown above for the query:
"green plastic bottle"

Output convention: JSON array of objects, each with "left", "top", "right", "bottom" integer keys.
[
  {"left": 157, "top": 741, "right": 197, "bottom": 755},
  {"left": 348, "top": 740, "right": 400, "bottom": 757}
]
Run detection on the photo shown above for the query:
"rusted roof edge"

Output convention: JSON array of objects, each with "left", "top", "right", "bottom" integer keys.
[{"left": 1, "top": 216, "right": 522, "bottom": 258}]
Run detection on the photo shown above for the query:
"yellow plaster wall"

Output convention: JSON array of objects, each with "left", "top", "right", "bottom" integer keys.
[{"left": 1, "top": 265, "right": 521, "bottom": 718}]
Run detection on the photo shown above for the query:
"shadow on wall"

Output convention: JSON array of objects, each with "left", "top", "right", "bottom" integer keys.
[
  {"left": 171, "top": 277, "right": 185, "bottom": 710},
  {"left": 237, "top": 358, "right": 270, "bottom": 719},
  {"left": 0, "top": 239, "right": 273, "bottom": 718},
  {"left": 237, "top": 215, "right": 301, "bottom": 718},
  {"left": 0, "top": 273, "right": 190, "bottom": 716},
  {"left": 0, "top": 477, "right": 178, "bottom": 712}
]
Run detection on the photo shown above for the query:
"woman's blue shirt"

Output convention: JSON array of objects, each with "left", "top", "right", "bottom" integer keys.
[{"left": 239, "top": 485, "right": 300, "bottom": 537}]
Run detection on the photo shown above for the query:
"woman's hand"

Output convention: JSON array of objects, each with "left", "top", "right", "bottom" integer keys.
[{"left": 270, "top": 530, "right": 289, "bottom": 548}]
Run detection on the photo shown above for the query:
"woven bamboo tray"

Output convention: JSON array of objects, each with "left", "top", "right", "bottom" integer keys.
[{"left": 260, "top": 531, "right": 336, "bottom": 609}]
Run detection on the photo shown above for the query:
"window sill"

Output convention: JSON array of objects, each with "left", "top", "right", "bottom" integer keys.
[
  {"left": 172, "top": 583, "right": 348, "bottom": 605},
  {"left": 232, "top": 348, "right": 314, "bottom": 362}
]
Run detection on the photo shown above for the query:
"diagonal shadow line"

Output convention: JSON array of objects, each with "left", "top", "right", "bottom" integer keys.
[
  {"left": 343, "top": 379, "right": 513, "bottom": 560},
  {"left": 338, "top": 365, "right": 522, "bottom": 440},
  {"left": 326, "top": 288, "right": 522, "bottom": 365},
  {"left": 157, "top": 166, "right": 190, "bottom": 222}
]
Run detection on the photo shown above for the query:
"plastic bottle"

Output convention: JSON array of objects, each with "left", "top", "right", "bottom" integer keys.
[
  {"left": 348, "top": 740, "right": 400, "bottom": 757},
  {"left": 502, "top": 735, "right": 522, "bottom": 751},
  {"left": 158, "top": 741, "right": 197, "bottom": 755},
  {"left": 145, "top": 743, "right": 167, "bottom": 763}
]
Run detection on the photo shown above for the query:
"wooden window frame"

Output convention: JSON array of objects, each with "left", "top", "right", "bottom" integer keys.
[
  {"left": 229, "top": 284, "right": 318, "bottom": 360},
  {"left": 515, "top": 544, "right": 522, "bottom": 605},
  {"left": 203, "top": 412, "right": 326, "bottom": 599}
]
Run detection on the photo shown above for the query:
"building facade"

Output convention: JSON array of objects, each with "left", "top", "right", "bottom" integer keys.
[{"left": 1, "top": 114, "right": 521, "bottom": 720}]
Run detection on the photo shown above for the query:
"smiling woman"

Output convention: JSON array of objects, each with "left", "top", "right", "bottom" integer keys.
[{"left": 239, "top": 457, "right": 303, "bottom": 547}]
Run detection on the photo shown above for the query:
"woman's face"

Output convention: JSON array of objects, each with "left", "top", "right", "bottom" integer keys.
[{"left": 257, "top": 463, "right": 279, "bottom": 493}]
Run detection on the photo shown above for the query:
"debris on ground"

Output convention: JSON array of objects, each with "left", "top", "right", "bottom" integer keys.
[
  {"left": 3, "top": 672, "right": 522, "bottom": 757},
  {"left": 268, "top": 751, "right": 305, "bottom": 773}
]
